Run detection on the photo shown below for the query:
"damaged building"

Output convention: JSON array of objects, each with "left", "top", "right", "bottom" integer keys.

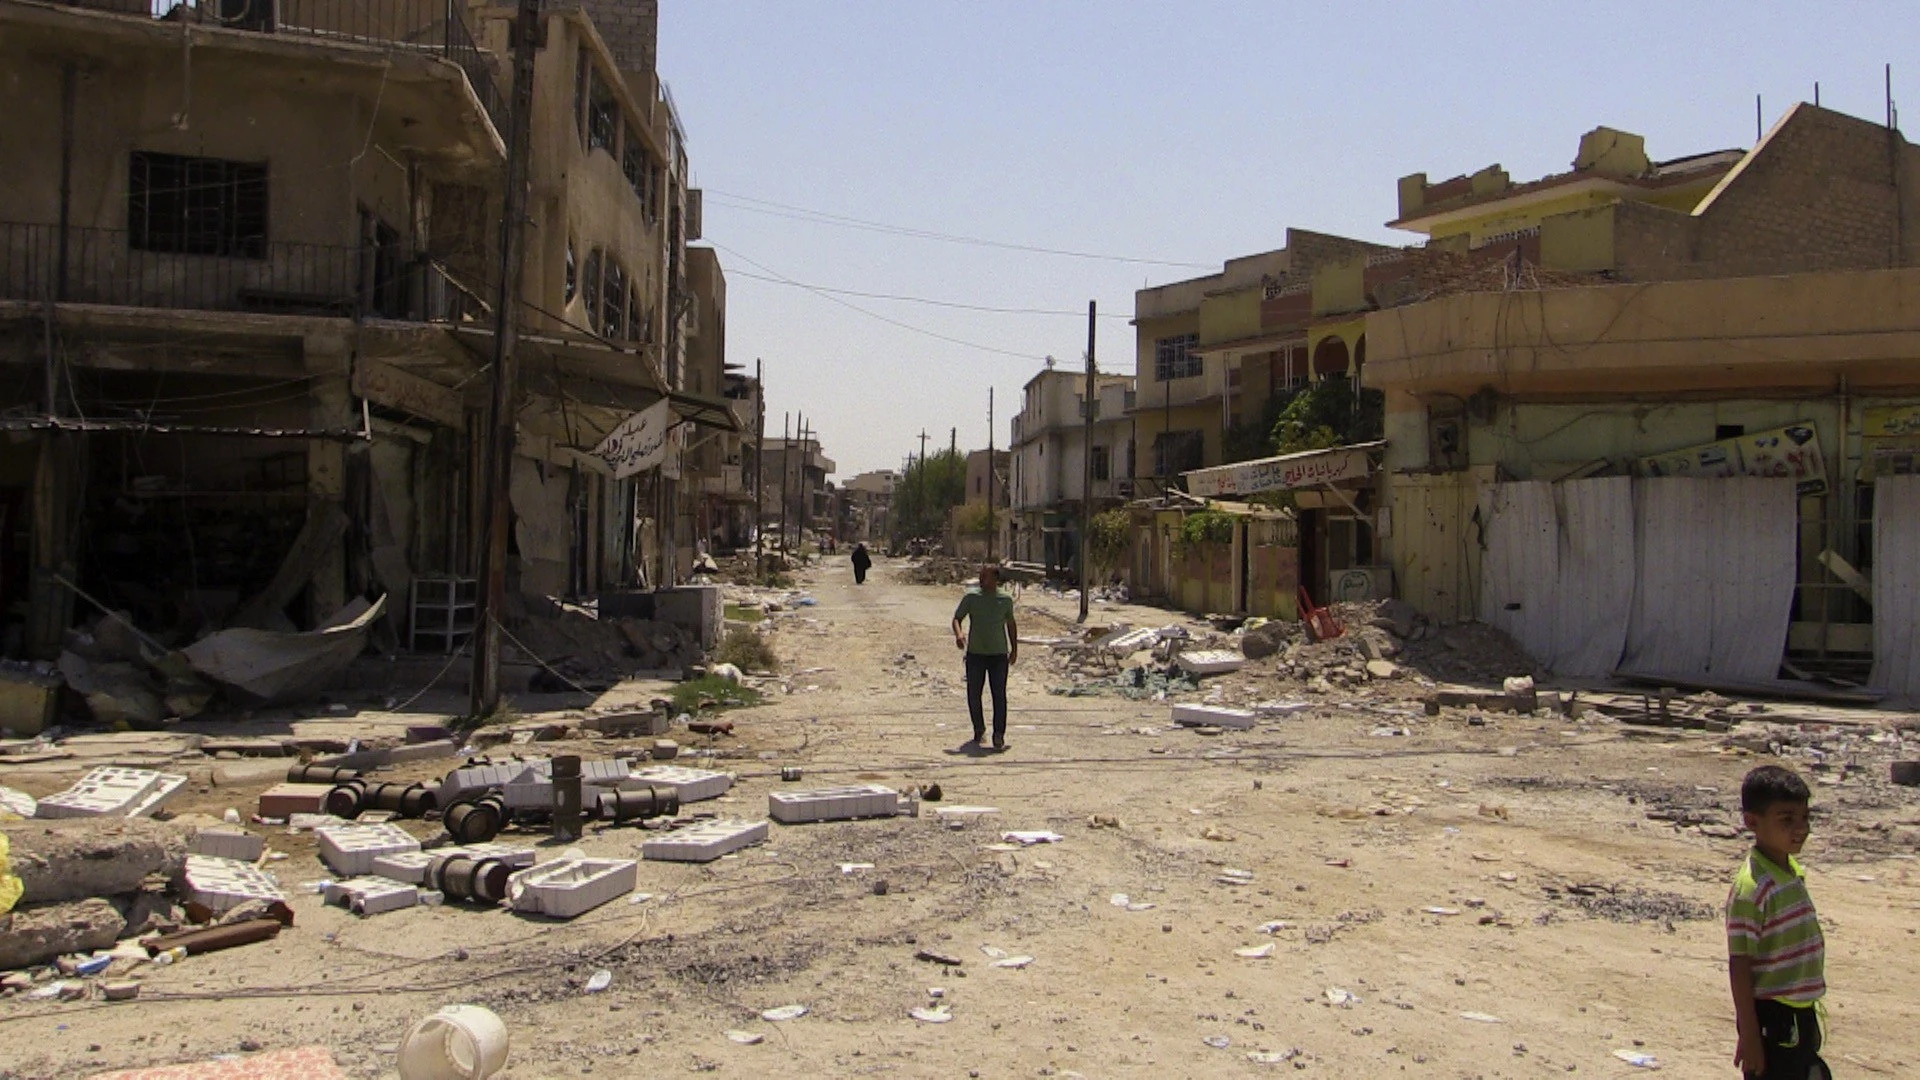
[{"left": 0, "top": 0, "right": 740, "bottom": 714}]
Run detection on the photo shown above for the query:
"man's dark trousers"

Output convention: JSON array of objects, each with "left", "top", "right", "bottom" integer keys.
[{"left": 964, "top": 652, "right": 1009, "bottom": 744}]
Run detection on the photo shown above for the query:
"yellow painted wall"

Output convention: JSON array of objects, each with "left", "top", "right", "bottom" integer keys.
[
  {"left": 1538, "top": 206, "right": 1617, "bottom": 272},
  {"left": 1198, "top": 288, "right": 1261, "bottom": 347},
  {"left": 1131, "top": 402, "right": 1223, "bottom": 478},
  {"left": 1311, "top": 257, "right": 1367, "bottom": 317}
]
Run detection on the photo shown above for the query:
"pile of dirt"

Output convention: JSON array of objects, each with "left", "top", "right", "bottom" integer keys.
[{"left": 1244, "top": 601, "right": 1538, "bottom": 688}]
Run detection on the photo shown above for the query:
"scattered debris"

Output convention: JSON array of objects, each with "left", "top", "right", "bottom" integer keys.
[
  {"left": 1234, "top": 943, "right": 1275, "bottom": 959},
  {"left": 726, "top": 1029, "right": 766, "bottom": 1044},
  {"left": 760, "top": 1004, "right": 809, "bottom": 1022},
  {"left": 398, "top": 1005, "right": 508, "bottom": 1080},
  {"left": 909, "top": 1005, "right": 954, "bottom": 1023}
]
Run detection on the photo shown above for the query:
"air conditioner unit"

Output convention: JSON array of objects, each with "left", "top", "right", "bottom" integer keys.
[{"left": 1114, "top": 478, "right": 1135, "bottom": 497}]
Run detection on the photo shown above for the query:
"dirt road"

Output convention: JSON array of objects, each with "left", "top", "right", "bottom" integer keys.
[{"left": 3, "top": 557, "right": 1915, "bottom": 1078}]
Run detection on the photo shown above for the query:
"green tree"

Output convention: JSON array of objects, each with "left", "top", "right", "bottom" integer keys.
[
  {"left": 890, "top": 448, "right": 967, "bottom": 545},
  {"left": 1085, "top": 507, "right": 1132, "bottom": 579},
  {"left": 1269, "top": 377, "right": 1384, "bottom": 455}
]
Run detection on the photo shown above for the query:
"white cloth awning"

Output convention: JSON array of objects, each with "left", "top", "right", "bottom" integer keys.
[{"left": 1182, "top": 441, "right": 1382, "bottom": 498}]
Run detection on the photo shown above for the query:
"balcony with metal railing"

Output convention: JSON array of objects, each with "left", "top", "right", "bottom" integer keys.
[
  {"left": 64, "top": 1, "right": 504, "bottom": 131},
  {"left": 1, "top": 221, "right": 488, "bottom": 324}
]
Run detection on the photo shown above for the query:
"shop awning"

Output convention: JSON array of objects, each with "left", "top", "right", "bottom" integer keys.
[{"left": 1181, "top": 441, "right": 1384, "bottom": 498}]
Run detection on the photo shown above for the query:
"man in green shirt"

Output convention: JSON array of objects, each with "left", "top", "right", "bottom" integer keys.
[{"left": 951, "top": 564, "right": 1018, "bottom": 751}]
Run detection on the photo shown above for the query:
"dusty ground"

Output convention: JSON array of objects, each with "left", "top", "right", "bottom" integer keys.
[{"left": 3, "top": 556, "right": 1918, "bottom": 1079}]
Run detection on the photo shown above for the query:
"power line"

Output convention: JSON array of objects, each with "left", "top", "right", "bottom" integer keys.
[
  {"left": 727, "top": 268, "right": 1133, "bottom": 319},
  {"left": 711, "top": 243, "right": 1051, "bottom": 361},
  {"left": 703, "top": 188, "right": 1214, "bottom": 269}
]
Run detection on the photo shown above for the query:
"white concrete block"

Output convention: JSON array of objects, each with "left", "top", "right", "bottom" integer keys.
[
  {"left": 768, "top": 783, "right": 902, "bottom": 824},
  {"left": 323, "top": 876, "right": 420, "bottom": 916},
  {"left": 316, "top": 822, "right": 420, "bottom": 877},
  {"left": 440, "top": 762, "right": 544, "bottom": 805},
  {"left": 501, "top": 777, "right": 555, "bottom": 810},
  {"left": 1174, "top": 649, "right": 1246, "bottom": 676},
  {"left": 630, "top": 765, "right": 732, "bottom": 803},
  {"left": 642, "top": 818, "right": 769, "bottom": 863},
  {"left": 1172, "top": 703, "right": 1257, "bottom": 730},
  {"left": 182, "top": 854, "right": 285, "bottom": 913},
  {"left": 189, "top": 827, "right": 265, "bottom": 862},
  {"left": 459, "top": 842, "right": 537, "bottom": 868},
  {"left": 368, "top": 850, "right": 441, "bottom": 885},
  {"left": 507, "top": 857, "right": 638, "bottom": 919},
  {"left": 35, "top": 767, "right": 177, "bottom": 819}
]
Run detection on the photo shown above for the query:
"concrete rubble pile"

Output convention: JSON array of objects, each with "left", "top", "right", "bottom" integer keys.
[
  {"left": 503, "top": 595, "right": 702, "bottom": 687},
  {"left": 901, "top": 555, "right": 977, "bottom": 586}
]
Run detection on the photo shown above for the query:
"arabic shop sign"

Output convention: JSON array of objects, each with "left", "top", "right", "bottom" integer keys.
[
  {"left": 1642, "top": 421, "right": 1827, "bottom": 495},
  {"left": 1184, "top": 447, "right": 1370, "bottom": 498},
  {"left": 591, "top": 398, "right": 675, "bottom": 479}
]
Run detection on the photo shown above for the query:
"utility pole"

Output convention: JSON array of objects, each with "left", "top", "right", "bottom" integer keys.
[
  {"left": 1079, "top": 300, "right": 1096, "bottom": 623},
  {"left": 751, "top": 358, "right": 764, "bottom": 577},
  {"left": 986, "top": 387, "right": 995, "bottom": 562},
  {"left": 917, "top": 429, "right": 929, "bottom": 541},
  {"left": 798, "top": 418, "right": 812, "bottom": 547},
  {"left": 778, "top": 413, "right": 792, "bottom": 561},
  {"left": 471, "top": 0, "right": 543, "bottom": 719}
]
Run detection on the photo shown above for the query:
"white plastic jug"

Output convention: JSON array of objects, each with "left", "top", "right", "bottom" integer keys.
[{"left": 397, "top": 1004, "right": 509, "bottom": 1080}]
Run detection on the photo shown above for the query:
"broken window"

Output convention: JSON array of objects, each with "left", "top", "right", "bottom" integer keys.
[
  {"left": 128, "top": 151, "right": 268, "bottom": 259},
  {"left": 587, "top": 69, "right": 619, "bottom": 154},
  {"left": 564, "top": 240, "right": 577, "bottom": 304},
  {"left": 581, "top": 247, "right": 603, "bottom": 328},
  {"left": 1154, "top": 333, "right": 1201, "bottom": 381},
  {"left": 622, "top": 126, "right": 655, "bottom": 213},
  {"left": 1153, "top": 430, "right": 1204, "bottom": 476},
  {"left": 627, "top": 287, "right": 645, "bottom": 344},
  {"left": 574, "top": 47, "right": 590, "bottom": 145},
  {"left": 600, "top": 260, "right": 626, "bottom": 339}
]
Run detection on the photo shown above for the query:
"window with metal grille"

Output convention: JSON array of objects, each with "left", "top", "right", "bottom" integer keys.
[
  {"left": 1154, "top": 333, "right": 1201, "bottom": 381},
  {"left": 565, "top": 240, "right": 578, "bottom": 303},
  {"left": 1090, "top": 445, "right": 1111, "bottom": 481},
  {"left": 128, "top": 152, "right": 267, "bottom": 258}
]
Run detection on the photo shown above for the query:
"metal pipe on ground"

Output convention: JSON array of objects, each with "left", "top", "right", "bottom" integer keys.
[
  {"left": 287, "top": 764, "right": 362, "bottom": 785},
  {"left": 432, "top": 855, "right": 512, "bottom": 904},
  {"left": 444, "top": 793, "right": 506, "bottom": 844},
  {"left": 145, "top": 918, "right": 282, "bottom": 957},
  {"left": 593, "top": 785, "right": 678, "bottom": 824}
]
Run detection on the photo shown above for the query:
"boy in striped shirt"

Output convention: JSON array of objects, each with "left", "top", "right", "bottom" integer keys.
[{"left": 1726, "top": 765, "right": 1829, "bottom": 1080}]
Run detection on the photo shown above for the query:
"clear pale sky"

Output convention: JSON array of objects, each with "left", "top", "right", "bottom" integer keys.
[{"left": 657, "top": 1, "right": 1919, "bottom": 478}]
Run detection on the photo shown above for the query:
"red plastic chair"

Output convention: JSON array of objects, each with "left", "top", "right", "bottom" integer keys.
[{"left": 1298, "top": 586, "right": 1344, "bottom": 642}]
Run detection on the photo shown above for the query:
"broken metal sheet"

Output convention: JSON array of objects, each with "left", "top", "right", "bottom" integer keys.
[
  {"left": 1478, "top": 481, "right": 1558, "bottom": 668},
  {"left": 1549, "top": 477, "right": 1635, "bottom": 677},
  {"left": 183, "top": 596, "right": 385, "bottom": 704},
  {"left": 1621, "top": 478, "right": 1795, "bottom": 683},
  {"left": 1871, "top": 475, "right": 1920, "bottom": 704}
]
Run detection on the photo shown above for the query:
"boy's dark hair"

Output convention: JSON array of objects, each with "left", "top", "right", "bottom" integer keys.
[{"left": 1741, "top": 765, "right": 1810, "bottom": 813}]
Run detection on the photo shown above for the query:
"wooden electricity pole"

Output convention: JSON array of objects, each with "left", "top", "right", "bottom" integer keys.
[
  {"left": 471, "top": 0, "right": 543, "bottom": 718},
  {"left": 751, "top": 358, "right": 764, "bottom": 577},
  {"left": 778, "top": 412, "right": 792, "bottom": 561},
  {"left": 1079, "top": 300, "right": 1096, "bottom": 623},
  {"left": 986, "top": 387, "right": 995, "bottom": 562}
]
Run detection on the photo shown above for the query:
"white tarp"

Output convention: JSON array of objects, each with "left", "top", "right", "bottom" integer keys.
[
  {"left": 1621, "top": 477, "right": 1796, "bottom": 683},
  {"left": 184, "top": 595, "right": 386, "bottom": 704},
  {"left": 592, "top": 398, "right": 674, "bottom": 479},
  {"left": 1870, "top": 475, "right": 1920, "bottom": 703},
  {"left": 1477, "top": 478, "right": 1634, "bottom": 677}
]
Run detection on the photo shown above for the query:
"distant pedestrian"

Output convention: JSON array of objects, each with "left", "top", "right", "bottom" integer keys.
[
  {"left": 951, "top": 563, "right": 1017, "bottom": 751},
  {"left": 1725, "top": 764, "right": 1829, "bottom": 1080},
  {"left": 851, "top": 542, "right": 872, "bottom": 584}
]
